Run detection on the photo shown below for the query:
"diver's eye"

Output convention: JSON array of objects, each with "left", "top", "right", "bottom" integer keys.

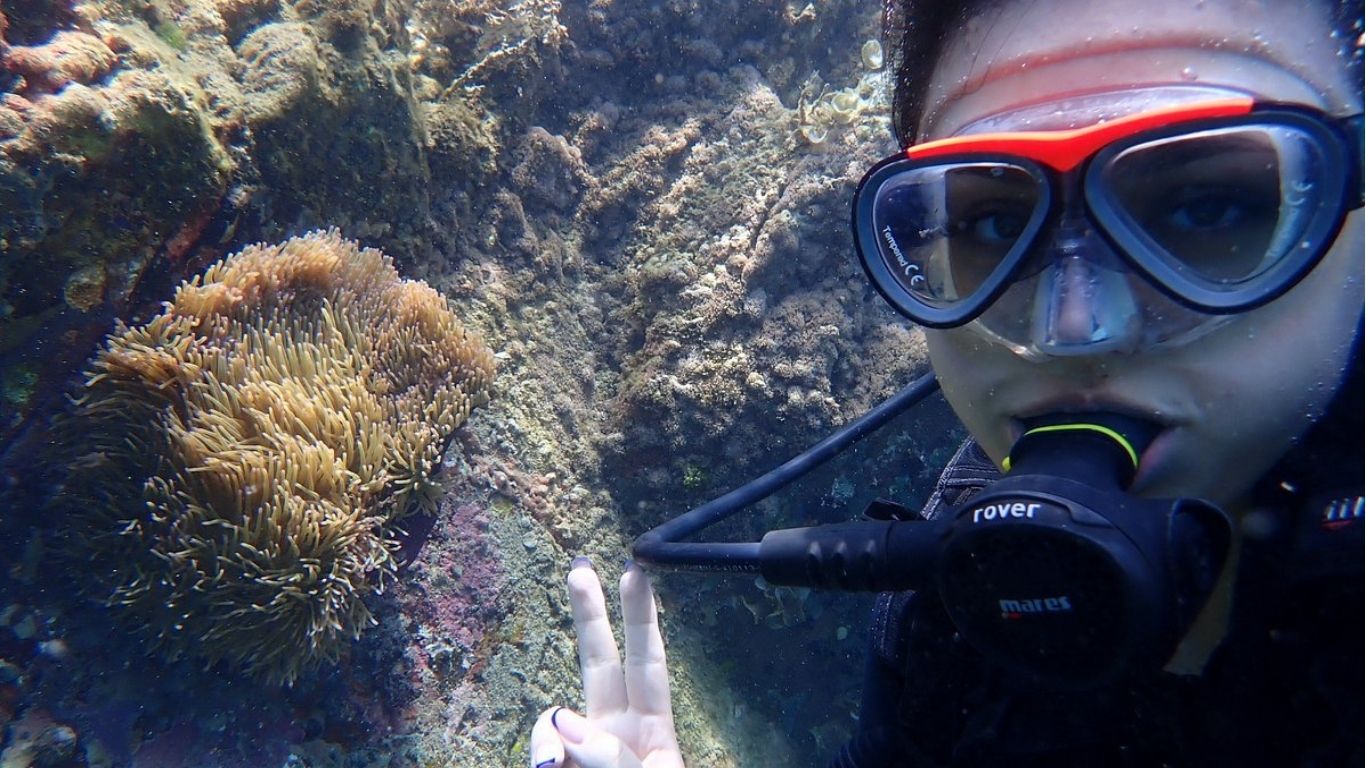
[
  {"left": 963, "top": 208, "right": 1029, "bottom": 243},
  {"left": 1164, "top": 190, "right": 1249, "bottom": 232}
]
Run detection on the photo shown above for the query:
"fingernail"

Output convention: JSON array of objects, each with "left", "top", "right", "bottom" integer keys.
[
  {"left": 570, "top": 555, "right": 592, "bottom": 571},
  {"left": 552, "top": 707, "right": 587, "bottom": 744}
]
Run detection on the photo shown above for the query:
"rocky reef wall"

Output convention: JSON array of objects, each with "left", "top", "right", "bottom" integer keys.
[{"left": 0, "top": 0, "right": 962, "bottom": 765}]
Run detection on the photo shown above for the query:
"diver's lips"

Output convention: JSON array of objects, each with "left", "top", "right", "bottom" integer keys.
[
  {"left": 1131, "top": 427, "right": 1177, "bottom": 491},
  {"left": 1012, "top": 398, "right": 1170, "bottom": 427}
]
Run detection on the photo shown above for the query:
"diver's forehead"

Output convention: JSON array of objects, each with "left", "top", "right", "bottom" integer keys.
[
  {"left": 950, "top": 84, "right": 1253, "bottom": 136},
  {"left": 919, "top": 0, "right": 1359, "bottom": 141}
]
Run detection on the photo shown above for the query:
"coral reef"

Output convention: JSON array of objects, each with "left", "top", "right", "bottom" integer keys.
[
  {"left": 405, "top": 60, "right": 933, "bottom": 765},
  {"left": 796, "top": 69, "right": 884, "bottom": 147},
  {"left": 583, "top": 65, "right": 913, "bottom": 506},
  {"left": 50, "top": 230, "right": 495, "bottom": 685},
  {"left": 0, "top": 0, "right": 505, "bottom": 451},
  {"left": 413, "top": 0, "right": 569, "bottom": 97},
  {"left": 0, "top": 0, "right": 966, "bottom": 763}
]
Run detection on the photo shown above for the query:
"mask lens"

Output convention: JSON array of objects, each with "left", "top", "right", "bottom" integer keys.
[
  {"left": 871, "top": 162, "right": 1044, "bottom": 313},
  {"left": 1097, "top": 123, "right": 1333, "bottom": 292}
]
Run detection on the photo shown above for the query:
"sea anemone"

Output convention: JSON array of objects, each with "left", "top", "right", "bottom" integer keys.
[{"left": 53, "top": 230, "right": 495, "bottom": 685}]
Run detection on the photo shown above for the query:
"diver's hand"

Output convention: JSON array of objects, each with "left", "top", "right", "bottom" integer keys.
[{"left": 529, "top": 558, "right": 685, "bottom": 768}]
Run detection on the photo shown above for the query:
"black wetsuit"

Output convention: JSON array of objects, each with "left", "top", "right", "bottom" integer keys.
[{"left": 833, "top": 359, "right": 1365, "bottom": 768}]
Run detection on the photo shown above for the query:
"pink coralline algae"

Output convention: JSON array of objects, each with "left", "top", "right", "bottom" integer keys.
[
  {"left": 2, "top": 30, "right": 117, "bottom": 97},
  {"left": 410, "top": 502, "right": 507, "bottom": 663}
]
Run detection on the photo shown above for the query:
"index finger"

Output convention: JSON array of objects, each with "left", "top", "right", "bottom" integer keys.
[
  {"left": 620, "top": 563, "right": 673, "bottom": 717},
  {"left": 567, "top": 560, "right": 629, "bottom": 716}
]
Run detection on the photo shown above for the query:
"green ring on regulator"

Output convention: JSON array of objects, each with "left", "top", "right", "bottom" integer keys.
[{"left": 1001, "top": 423, "right": 1140, "bottom": 473}]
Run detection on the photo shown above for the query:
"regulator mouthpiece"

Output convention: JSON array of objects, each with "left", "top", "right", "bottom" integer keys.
[{"left": 1006, "top": 411, "right": 1163, "bottom": 488}]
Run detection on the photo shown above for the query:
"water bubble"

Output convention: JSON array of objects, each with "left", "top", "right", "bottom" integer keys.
[{"left": 1180, "top": 66, "right": 1198, "bottom": 81}]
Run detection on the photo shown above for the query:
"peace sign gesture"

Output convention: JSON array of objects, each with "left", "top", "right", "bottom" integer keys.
[{"left": 529, "top": 559, "right": 686, "bottom": 768}]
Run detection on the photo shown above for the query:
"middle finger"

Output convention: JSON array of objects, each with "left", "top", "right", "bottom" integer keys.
[{"left": 620, "top": 563, "right": 673, "bottom": 717}]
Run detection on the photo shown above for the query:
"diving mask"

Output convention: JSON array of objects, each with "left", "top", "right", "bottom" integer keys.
[{"left": 853, "top": 93, "right": 1364, "bottom": 360}]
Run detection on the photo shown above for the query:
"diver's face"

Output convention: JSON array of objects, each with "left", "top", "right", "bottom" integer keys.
[{"left": 919, "top": 0, "right": 1364, "bottom": 506}]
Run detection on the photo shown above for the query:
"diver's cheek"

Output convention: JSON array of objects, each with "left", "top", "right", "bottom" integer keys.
[
  {"left": 925, "top": 328, "right": 1015, "bottom": 464},
  {"left": 1136, "top": 425, "right": 1242, "bottom": 506},
  {"left": 1136, "top": 348, "right": 1295, "bottom": 505},
  {"left": 1145, "top": 220, "right": 1364, "bottom": 507}
]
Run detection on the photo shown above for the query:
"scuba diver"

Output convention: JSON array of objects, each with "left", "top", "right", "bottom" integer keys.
[{"left": 528, "top": 0, "right": 1365, "bottom": 765}]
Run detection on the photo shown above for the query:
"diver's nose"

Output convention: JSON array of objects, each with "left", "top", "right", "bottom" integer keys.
[{"left": 1027, "top": 223, "right": 1140, "bottom": 356}]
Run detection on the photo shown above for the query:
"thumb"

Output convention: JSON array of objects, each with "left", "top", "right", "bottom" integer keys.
[
  {"left": 554, "top": 708, "right": 646, "bottom": 768},
  {"left": 530, "top": 707, "right": 566, "bottom": 767}
]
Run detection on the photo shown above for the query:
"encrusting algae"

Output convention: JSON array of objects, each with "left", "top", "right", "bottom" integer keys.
[{"left": 52, "top": 230, "right": 495, "bottom": 685}]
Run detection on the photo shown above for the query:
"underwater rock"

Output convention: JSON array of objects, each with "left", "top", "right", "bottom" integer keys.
[
  {"left": 0, "top": 708, "right": 77, "bottom": 768},
  {"left": 0, "top": 0, "right": 505, "bottom": 456},
  {"left": 235, "top": 22, "right": 321, "bottom": 123},
  {"left": 0, "top": 0, "right": 916, "bottom": 761},
  {"left": 423, "top": 95, "right": 500, "bottom": 189},
  {"left": 408, "top": 0, "right": 568, "bottom": 101},
  {"left": 0, "top": 65, "right": 232, "bottom": 449},
  {"left": 597, "top": 66, "right": 919, "bottom": 505},
  {"left": 50, "top": 231, "right": 495, "bottom": 685},
  {"left": 2, "top": 30, "right": 116, "bottom": 97},
  {"left": 0, "top": 1, "right": 80, "bottom": 48},
  {"left": 212, "top": 0, "right": 283, "bottom": 43},
  {"left": 511, "top": 126, "right": 592, "bottom": 213}
]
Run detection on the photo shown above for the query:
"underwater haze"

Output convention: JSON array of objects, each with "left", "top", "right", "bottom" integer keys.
[{"left": 0, "top": 0, "right": 961, "bottom": 765}]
